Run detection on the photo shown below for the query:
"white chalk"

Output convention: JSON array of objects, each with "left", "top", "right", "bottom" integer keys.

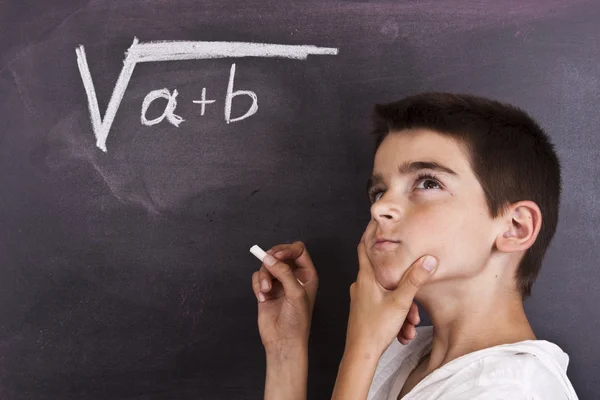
[
  {"left": 250, "top": 244, "right": 267, "bottom": 262},
  {"left": 249, "top": 244, "right": 304, "bottom": 286}
]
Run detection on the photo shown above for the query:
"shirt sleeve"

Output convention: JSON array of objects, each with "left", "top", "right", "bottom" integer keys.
[{"left": 437, "top": 382, "right": 533, "bottom": 400}]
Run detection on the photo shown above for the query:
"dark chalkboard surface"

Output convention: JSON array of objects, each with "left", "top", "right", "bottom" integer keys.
[{"left": 1, "top": 1, "right": 598, "bottom": 399}]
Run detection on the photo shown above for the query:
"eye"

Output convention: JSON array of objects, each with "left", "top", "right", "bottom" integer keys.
[
  {"left": 367, "top": 173, "right": 443, "bottom": 204},
  {"left": 368, "top": 186, "right": 384, "bottom": 203},
  {"left": 415, "top": 173, "right": 442, "bottom": 191}
]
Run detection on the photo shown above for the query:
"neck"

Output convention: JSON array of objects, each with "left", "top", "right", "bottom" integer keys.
[{"left": 415, "top": 278, "right": 536, "bottom": 375}]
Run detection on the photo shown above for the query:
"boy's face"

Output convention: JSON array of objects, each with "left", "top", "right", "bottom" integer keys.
[{"left": 365, "top": 128, "right": 500, "bottom": 291}]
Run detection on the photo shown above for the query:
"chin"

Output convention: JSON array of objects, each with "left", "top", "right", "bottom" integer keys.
[
  {"left": 371, "top": 254, "right": 415, "bottom": 289},
  {"left": 374, "top": 265, "right": 404, "bottom": 290}
]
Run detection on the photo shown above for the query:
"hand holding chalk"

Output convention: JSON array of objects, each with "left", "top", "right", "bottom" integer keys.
[
  {"left": 250, "top": 242, "right": 319, "bottom": 351},
  {"left": 250, "top": 245, "right": 305, "bottom": 287}
]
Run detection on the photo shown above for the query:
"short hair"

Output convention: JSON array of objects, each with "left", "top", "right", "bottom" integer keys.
[{"left": 370, "top": 92, "right": 561, "bottom": 299}]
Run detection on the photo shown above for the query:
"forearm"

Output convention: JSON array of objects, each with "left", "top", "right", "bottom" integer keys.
[
  {"left": 264, "top": 342, "right": 308, "bottom": 400},
  {"left": 331, "top": 346, "right": 380, "bottom": 400}
]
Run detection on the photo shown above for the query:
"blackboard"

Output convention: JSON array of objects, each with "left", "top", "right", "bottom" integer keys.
[{"left": 1, "top": 1, "right": 598, "bottom": 399}]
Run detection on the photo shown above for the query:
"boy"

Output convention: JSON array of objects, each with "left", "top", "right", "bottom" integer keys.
[{"left": 252, "top": 93, "right": 579, "bottom": 399}]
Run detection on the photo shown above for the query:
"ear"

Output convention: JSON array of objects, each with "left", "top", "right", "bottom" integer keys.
[{"left": 495, "top": 201, "right": 542, "bottom": 253}]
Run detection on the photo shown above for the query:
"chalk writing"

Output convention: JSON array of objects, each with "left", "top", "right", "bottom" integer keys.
[{"left": 75, "top": 38, "right": 338, "bottom": 152}]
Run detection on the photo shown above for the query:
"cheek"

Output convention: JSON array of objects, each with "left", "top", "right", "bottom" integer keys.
[
  {"left": 400, "top": 208, "right": 471, "bottom": 280},
  {"left": 368, "top": 210, "right": 452, "bottom": 289},
  {"left": 368, "top": 204, "right": 493, "bottom": 287},
  {"left": 404, "top": 207, "right": 454, "bottom": 251},
  {"left": 415, "top": 213, "right": 493, "bottom": 280}
]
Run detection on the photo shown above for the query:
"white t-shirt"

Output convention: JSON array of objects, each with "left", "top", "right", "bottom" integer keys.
[{"left": 367, "top": 325, "right": 579, "bottom": 400}]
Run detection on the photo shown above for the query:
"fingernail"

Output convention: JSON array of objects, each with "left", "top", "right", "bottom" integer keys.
[
  {"left": 423, "top": 256, "right": 437, "bottom": 272},
  {"left": 274, "top": 251, "right": 284, "bottom": 258},
  {"left": 261, "top": 279, "right": 270, "bottom": 291},
  {"left": 264, "top": 255, "right": 277, "bottom": 267},
  {"left": 258, "top": 292, "right": 266, "bottom": 302}
]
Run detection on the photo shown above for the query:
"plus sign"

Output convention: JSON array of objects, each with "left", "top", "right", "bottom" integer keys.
[{"left": 192, "top": 87, "right": 216, "bottom": 115}]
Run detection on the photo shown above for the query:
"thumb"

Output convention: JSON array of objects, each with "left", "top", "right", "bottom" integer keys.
[
  {"left": 392, "top": 255, "right": 437, "bottom": 306},
  {"left": 262, "top": 254, "right": 304, "bottom": 297}
]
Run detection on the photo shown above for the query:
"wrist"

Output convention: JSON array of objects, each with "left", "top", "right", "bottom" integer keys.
[
  {"left": 331, "top": 346, "right": 380, "bottom": 400},
  {"left": 341, "top": 344, "right": 381, "bottom": 371},
  {"left": 343, "top": 341, "right": 384, "bottom": 363},
  {"left": 265, "top": 339, "right": 308, "bottom": 359},
  {"left": 265, "top": 343, "right": 308, "bottom": 400}
]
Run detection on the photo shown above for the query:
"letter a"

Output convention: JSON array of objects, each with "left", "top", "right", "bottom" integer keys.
[{"left": 140, "top": 88, "right": 184, "bottom": 127}]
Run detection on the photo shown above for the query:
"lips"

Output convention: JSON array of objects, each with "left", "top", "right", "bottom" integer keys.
[
  {"left": 375, "top": 236, "right": 399, "bottom": 244},
  {"left": 373, "top": 235, "right": 400, "bottom": 251},
  {"left": 373, "top": 240, "right": 399, "bottom": 250}
]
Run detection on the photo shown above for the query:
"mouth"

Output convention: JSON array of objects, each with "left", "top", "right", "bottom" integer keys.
[
  {"left": 374, "top": 237, "right": 400, "bottom": 250},
  {"left": 375, "top": 236, "right": 400, "bottom": 244}
]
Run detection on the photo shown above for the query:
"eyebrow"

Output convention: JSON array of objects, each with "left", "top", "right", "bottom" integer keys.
[{"left": 366, "top": 160, "right": 459, "bottom": 193}]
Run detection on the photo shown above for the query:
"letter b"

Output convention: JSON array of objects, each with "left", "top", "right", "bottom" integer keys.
[{"left": 224, "top": 63, "right": 258, "bottom": 123}]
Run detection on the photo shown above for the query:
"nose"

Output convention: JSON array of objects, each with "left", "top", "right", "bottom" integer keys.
[{"left": 370, "top": 197, "right": 402, "bottom": 224}]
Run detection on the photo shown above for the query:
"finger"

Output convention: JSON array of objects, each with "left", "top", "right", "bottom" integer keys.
[
  {"left": 266, "top": 247, "right": 284, "bottom": 255},
  {"left": 258, "top": 265, "right": 273, "bottom": 293},
  {"left": 401, "top": 321, "right": 417, "bottom": 340},
  {"left": 266, "top": 244, "right": 298, "bottom": 258},
  {"left": 356, "top": 235, "right": 376, "bottom": 281},
  {"left": 262, "top": 253, "right": 304, "bottom": 298},
  {"left": 392, "top": 255, "right": 437, "bottom": 307},
  {"left": 262, "top": 279, "right": 285, "bottom": 302},
  {"left": 252, "top": 271, "right": 266, "bottom": 303},
  {"left": 268, "top": 242, "right": 317, "bottom": 285},
  {"left": 407, "top": 301, "right": 420, "bottom": 325},
  {"left": 253, "top": 269, "right": 283, "bottom": 302},
  {"left": 397, "top": 316, "right": 417, "bottom": 342},
  {"left": 260, "top": 246, "right": 297, "bottom": 293},
  {"left": 266, "top": 242, "right": 319, "bottom": 311}
]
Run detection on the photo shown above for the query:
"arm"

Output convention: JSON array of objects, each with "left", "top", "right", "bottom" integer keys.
[
  {"left": 264, "top": 341, "right": 308, "bottom": 400},
  {"left": 330, "top": 232, "right": 437, "bottom": 400},
  {"left": 331, "top": 345, "right": 380, "bottom": 400},
  {"left": 250, "top": 242, "right": 319, "bottom": 400}
]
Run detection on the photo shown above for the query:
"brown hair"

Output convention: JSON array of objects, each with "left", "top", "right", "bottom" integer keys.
[{"left": 371, "top": 92, "right": 561, "bottom": 299}]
